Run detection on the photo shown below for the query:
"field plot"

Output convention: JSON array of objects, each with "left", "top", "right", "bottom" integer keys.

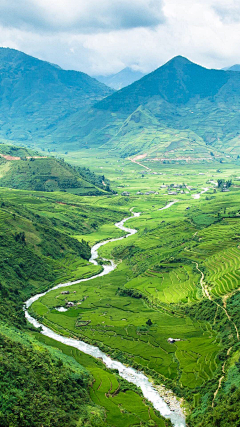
[
  {"left": 204, "top": 247, "right": 240, "bottom": 297},
  {"left": 126, "top": 263, "right": 200, "bottom": 304},
  {"left": 176, "top": 338, "right": 219, "bottom": 388},
  {"left": 36, "top": 334, "right": 167, "bottom": 427},
  {"left": 32, "top": 268, "right": 221, "bottom": 386}
]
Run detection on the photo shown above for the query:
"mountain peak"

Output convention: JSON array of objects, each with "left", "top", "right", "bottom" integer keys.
[
  {"left": 162, "top": 55, "right": 197, "bottom": 70},
  {"left": 96, "top": 55, "right": 230, "bottom": 113},
  {"left": 95, "top": 67, "right": 145, "bottom": 89}
]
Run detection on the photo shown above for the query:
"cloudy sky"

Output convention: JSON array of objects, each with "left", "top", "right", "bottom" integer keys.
[{"left": 0, "top": 0, "right": 240, "bottom": 75}]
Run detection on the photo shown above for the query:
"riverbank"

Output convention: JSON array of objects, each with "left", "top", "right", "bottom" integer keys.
[{"left": 24, "top": 208, "right": 186, "bottom": 427}]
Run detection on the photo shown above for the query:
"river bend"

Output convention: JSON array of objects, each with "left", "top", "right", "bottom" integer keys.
[{"left": 25, "top": 208, "right": 186, "bottom": 427}]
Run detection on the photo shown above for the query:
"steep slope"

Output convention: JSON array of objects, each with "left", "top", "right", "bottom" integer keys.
[
  {"left": 0, "top": 48, "right": 113, "bottom": 142},
  {"left": 95, "top": 56, "right": 228, "bottom": 112},
  {"left": 95, "top": 67, "right": 145, "bottom": 89},
  {"left": 0, "top": 189, "right": 128, "bottom": 427},
  {"left": 0, "top": 143, "right": 110, "bottom": 195},
  {"left": 52, "top": 56, "right": 240, "bottom": 160}
]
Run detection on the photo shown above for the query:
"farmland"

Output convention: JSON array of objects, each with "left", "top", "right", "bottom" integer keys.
[{"left": 28, "top": 156, "right": 240, "bottom": 426}]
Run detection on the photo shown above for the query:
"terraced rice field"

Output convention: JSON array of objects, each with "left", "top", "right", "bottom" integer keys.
[
  {"left": 28, "top": 160, "right": 240, "bottom": 425},
  {"left": 32, "top": 255, "right": 221, "bottom": 387},
  {"left": 37, "top": 334, "right": 167, "bottom": 427},
  {"left": 126, "top": 264, "right": 200, "bottom": 304},
  {"left": 204, "top": 247, "right": 240, "bottom": 297}
]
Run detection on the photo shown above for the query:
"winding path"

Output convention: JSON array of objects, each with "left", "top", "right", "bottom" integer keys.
[
  {"left": 192, "top": 262, "right": 239, "bottom": 406},
  {"left": 24, "top": 207, "right": 186, "bottom": 427}
]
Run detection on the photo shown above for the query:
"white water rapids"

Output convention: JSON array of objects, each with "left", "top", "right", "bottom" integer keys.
[{"left": 24, "top": 207, "right": 186, "bottom": 427}]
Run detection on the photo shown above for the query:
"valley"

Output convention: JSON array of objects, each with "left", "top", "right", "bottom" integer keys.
[
  {"left": 1, "top": 48, "right": 240, "bottom": 427},
  {"left": 25, "top": 157, "right": 240, "bottom": 427}
]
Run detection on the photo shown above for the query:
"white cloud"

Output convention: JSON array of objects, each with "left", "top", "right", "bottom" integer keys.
[
  {"left": 0, "top": 0, "right": 164, "bottom": 32},
  {"left": 0, "top": 0, "right": 240, "bottom": 76}
]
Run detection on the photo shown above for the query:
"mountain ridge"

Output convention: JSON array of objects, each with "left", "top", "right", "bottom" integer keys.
[
  {"left": 46, "top": 55, "right": 240, "bottom": 160},
  {"left": 1, "top": 50, "right": 240, "bottom": 160},
  {"left": 95, "top": 66, "right": 145, "bottom": 89},
  {"left": 0, "top": 47, "right": 113, "bottom": 143}
]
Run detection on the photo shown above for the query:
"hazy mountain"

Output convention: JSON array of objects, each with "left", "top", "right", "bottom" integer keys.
[
  {"left": 3, "top": 52, "right": 240, "bottom": 160},
  {"left": 0, "top": 48, "right": 113, "bottom": 143},
  {"left": 223, "top": 64, "right": 240, "bottom": 71},
  {"left": 49, "top": 55, "right": 240, "bottom": 159},
  {"left": 95, "top": 67, "right": 145, "bottom": 89}
]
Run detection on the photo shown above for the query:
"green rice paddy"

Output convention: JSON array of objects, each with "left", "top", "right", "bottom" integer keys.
[{"left": 29, "top": 155, "right": 240, "bottom": 424}]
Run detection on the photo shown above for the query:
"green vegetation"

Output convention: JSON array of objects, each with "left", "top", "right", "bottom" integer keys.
[
  {"left": 28, "top": 158, "right": 240, "bottom": 427},
  {"left": 0, "top": 47, "right": 112, "bottom": 145},
  {"left": 3, "top": 48, "right": 240, "bottom": 426},
  {"left": 0, "top": 325, "right": 103, "bottom": 427},
  {"left": 0, "top": 185, "right": 170, "bottom": 426},
  {"left": 36, "top": 334, "right": 170, "bottom": 427},
  {"left": 0, "top": 143, "right": 112, "bottom": 195}
]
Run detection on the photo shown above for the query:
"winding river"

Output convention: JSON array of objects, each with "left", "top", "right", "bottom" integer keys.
[{"left": 24, "top": 207, "right": 186, "bottom": 427}]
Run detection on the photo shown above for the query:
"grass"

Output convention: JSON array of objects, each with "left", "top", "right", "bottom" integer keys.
[
  {"left": 3, "top": 153, "right": 240, "bottom": 426},
  {"left": 36, "top": 334, "right": 169, "bottom": 427}
]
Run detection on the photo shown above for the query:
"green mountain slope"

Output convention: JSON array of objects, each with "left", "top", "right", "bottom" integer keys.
[
  {"left": 0, "top": 189, "right": 128, "bottom": 427},
  {"left": 50, "top": 56, "right": 240, "bottom": 160},
  {"left": 0, "top": 48, "right": 113, "bottom": 143},
  {"left": 0, "top": 143, "right": 110, "bottom": 195}
]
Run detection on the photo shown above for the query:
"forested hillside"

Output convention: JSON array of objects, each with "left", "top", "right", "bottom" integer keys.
[
  {"left": 0, "top": 143, "right": 111, "bottom": 195},
  {"left": 0, "top": 188, "right": 128, "bottom": 427}
]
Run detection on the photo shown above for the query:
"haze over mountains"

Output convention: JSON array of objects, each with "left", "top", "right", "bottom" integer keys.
[
  {"left": 223, "top": 64, "right": 240, "bottom": 72},
  {"left": 95, "top": 67, "right": 145, "bottom": 90},
  {"left": 2, "top": 49, "right": 240, "bottom": 160},
  {"left": 0, "top": 48, "right": 113, "bottom": 143},
  {"left": 52, "top": 55, "right": 240, "bottom": 160}
]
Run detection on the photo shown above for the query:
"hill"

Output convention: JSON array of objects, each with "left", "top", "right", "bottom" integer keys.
[
  {"left": 0, "top": 187, "right": 131, "bottom": 427},
  {"left": 95, "top": 67, "right": 145, "bottom": 89},
  {"left": 0, "top": 48, "right": 113, "bottom": 143},
  {"left": 223, "top": 64, "right": 240, "bottom": 71},
  {"left": 50, "top": 56, "right": 240, "bottom": 160},
  {"left": 0, "top": 143, "right": 110, "bottom": 195}
]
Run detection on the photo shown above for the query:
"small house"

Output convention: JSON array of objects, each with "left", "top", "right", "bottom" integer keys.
[{"left": 66, "top": 301, "right": 75, "bottom": 307}]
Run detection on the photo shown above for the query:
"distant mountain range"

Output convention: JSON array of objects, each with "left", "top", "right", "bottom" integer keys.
[
  {"left": 223, "top": 64, "right": 240, "bottom": 71},
  {"left": 2, "top": 50, "right": 240, "bottom": 160},
  {"left": 0, "top": 47, "right": 113, "bottom": 144},
  {"left": 49, "top": 55, "right": 240, "bottom": 159},
  {"left": 95, "top": 67, "right": 145, "bottom": 89}
]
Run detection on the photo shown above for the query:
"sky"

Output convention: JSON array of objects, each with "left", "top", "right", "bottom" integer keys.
[{"left": 0, "top": 0, "right": 240, "bottom": 75}]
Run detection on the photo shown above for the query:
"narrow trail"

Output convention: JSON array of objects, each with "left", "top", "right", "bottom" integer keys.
[
  {"left": 212, "top": 346, "right": 232, "bottom": 408},
  {"left": 193, "top": 262, "right": 239, "bottom": 341},
  {"left": 129, "top": 157, "right": 151, "bottom": 171},
  {"left": 194, "top": 262, "right": 212, "bottom": 300},
  {"left": 24, "top": 206, "right": 186, "bottom": 427},
  {"left": 193, "top": 262, "right": 239, "bottom": 405}
]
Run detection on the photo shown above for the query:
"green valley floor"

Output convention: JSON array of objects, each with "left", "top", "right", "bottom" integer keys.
[{"left": 1, "top": 154, "right": 240, "bottom": 426}]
